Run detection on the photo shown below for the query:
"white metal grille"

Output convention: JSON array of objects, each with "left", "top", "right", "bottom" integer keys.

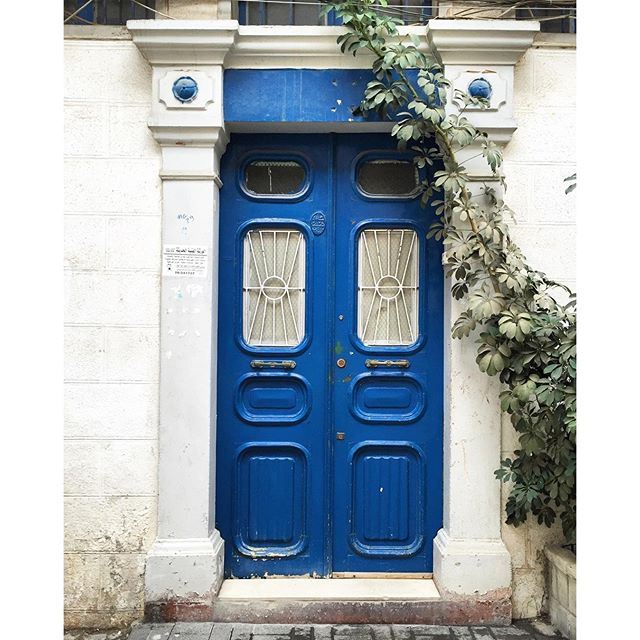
[
  {"left": 357, "top": 228, "right": 419, "bottom": 346},
  {"left": 243, "top": 228, "right": 306, "bottom": 347}
]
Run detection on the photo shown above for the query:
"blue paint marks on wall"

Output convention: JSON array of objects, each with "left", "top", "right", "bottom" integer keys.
[{"left": 224, "top": 69, "right": 385, "bottom": 123}]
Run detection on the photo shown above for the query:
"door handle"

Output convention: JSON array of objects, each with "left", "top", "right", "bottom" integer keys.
[
  {"left": 365, "top": 359, "right": 410, "bottom": 369},
  {"left": 250, "top": 360, "right": 297, "bottom": 370}
]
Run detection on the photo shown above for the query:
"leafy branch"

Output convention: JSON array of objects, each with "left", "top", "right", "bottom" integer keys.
[{"left": 325, "top": 0, "right": 576, "bottom": 543}]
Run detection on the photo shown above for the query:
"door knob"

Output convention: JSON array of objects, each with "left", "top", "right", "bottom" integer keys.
[{"left": 336, "top": 358, "right": 346, "bottom": 368}]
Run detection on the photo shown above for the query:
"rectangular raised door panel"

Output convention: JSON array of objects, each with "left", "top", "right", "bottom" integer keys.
[
  {"left": 361, "top": 454, "right": 410, "bottom": 542},
  {"left": 235, "top": 446, "right": 307, "bottom": 555},
  {"left": 248, "top": 456, "right": 295, "bottom": 543}
]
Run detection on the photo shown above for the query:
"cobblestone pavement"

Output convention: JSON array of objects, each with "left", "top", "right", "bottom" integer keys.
[{"left": 65, "top": 620, "right": 565, "bottom": 640}]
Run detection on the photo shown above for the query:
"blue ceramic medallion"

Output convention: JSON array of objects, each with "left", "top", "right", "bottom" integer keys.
[
  {"left": 467, "top": 77, "right": 492, "bottom": 100},
  {"left": 172, "top": 76, "right": 198, "bottom": 103}
]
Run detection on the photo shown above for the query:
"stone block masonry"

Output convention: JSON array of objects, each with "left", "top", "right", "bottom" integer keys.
[
  {"left": 500, "top": 37, "right": 576, "bottom": 621},
  {"left": 64, "top": 38, "right": 162, "bottom": 629}
]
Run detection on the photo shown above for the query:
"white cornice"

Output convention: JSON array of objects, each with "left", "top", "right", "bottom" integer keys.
[
  {"left": 148, "top": 124, "right": 229, "bottom": 150},
  {"left": 226, "top": 25, "right": 430, "bottom": 69},
  {"left": 427, "top": 19, "right": 539, "bottom": 65},
  {"left": 127, "top": 20, "right": 538, "bottom": 70},
  {"left": 127, "top": 19, "right": 239, "bottom": 65}
]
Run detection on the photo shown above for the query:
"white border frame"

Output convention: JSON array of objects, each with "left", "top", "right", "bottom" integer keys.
[{"left": 128, "top": 18, "right": 539, "bottom": 606}]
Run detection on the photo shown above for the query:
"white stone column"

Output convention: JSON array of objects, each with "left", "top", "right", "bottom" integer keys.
[
  {"left": 426, "top": 20, "right": 539, "bottom": 597},
  {"left": 128, "top": 20, "right": 238, "bottom": 613}
]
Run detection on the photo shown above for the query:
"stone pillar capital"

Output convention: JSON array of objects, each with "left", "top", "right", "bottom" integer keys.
[
  {"left": 128, "top": 19, "right": 239, "bottom": 66},
  {"left": 129, "top": 20, "right": 238, "bottom": 154},
  {"left": 427, "top": 19, "right": 539, "bottom": 147},
  {"left": 427, "top": 19, "right": 539, "bottom": 66}
]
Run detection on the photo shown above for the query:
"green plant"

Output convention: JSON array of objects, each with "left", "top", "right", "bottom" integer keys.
[{"left": 324, "top": 0, "right": 576, "bottom": 543}]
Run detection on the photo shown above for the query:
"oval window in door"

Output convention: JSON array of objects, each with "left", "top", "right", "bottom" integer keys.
[
  {"left": 356, "top": 159, "right": 420, "bottom": 198},
  {"left": 245, "top": 160, "right": 307, "bottom": 196}
]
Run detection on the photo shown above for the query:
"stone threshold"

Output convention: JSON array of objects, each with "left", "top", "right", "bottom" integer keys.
[
  {"left": 204, "top": 579, "right": 511, "bottom": 625},
  {"left": 146, "top": 580, "right": 511, "bottom": 625},
  {"left": 218, "top": 578, "right": 441, "bottom": 601}
]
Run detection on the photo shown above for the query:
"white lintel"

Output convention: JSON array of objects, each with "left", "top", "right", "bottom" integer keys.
[
  {"left": 226, "top": 25, "right": 430, "bottom": 69},
  {"left": 427, "top": 19, "right": 540, "bottom": 65}
]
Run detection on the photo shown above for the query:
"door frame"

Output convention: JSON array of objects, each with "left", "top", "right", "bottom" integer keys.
[
  {"left": 128, "top": 18, "right": 538, "bottom": 617},
  {"left": 215, "top": 133, "right": 443, "bottom": 577}
]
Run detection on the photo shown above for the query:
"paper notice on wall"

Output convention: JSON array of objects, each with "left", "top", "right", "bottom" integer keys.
[{"left": 163, "top": 245, "right": 208, "bottom": 278}]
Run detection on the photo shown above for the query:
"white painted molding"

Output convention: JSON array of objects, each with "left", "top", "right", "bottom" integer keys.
[
  {"left": 148, "top": 534, "right": 224, "bottom": 557},
  {"left": 427, "top": 19, "right": 540, "bottom": 65},
  {"left": 158, "top": 69, "right": 215, "bottom": 110},
  {"left": 127, "top": 19, "right": 239, "bottom": 65},
  {"left": 228, "top": 120, "right": 394, "bottom": 134},
  {"left": 450, "top": 68, "right": 507, "bottom": 112},
  {"left": 433, "top": 529, "right": 511, "bottom": 595},
  {"left": 429, "top": 20, "right": 540, "bottom": 599},
  {"left": 149, "top": 123, "right": 229, "bottom": 149},
  {"left": 128, "top": 19, "right": 233, "bottom": 607},
  {"left": 226, "top": 25, "right": 430, "bottom": 69},
  {"left": 471, "top": 125, "right": 517, "bottom": 147},
  {"left": 427, "top": 20, "right": 538, "bottom": 149},
  {"left": 145, "top": 532, "right": 225, "bottom": 602},
  {"left": 129, "top": 22, "right": 238, "bottom": 149}
]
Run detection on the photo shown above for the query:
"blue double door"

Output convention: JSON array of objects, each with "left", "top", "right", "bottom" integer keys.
[{"left": 216, "top": 133, "right": 443, "bottom": 577}]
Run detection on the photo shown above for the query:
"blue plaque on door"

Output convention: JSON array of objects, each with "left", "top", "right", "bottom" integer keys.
[{"left": 311, "top": 211, "right": 326, "bottom": 236}]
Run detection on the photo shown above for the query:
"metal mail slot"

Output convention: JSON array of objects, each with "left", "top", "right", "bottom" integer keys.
[
  {"left": 250, "top": 360, "right": 297, "bottom": 370},
  {"left": 365, "top": 359, "right": 410, "bottom": 369}
]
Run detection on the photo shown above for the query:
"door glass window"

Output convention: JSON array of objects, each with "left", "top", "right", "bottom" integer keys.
[
  {"left": 357, "top": 229, "right": 418, "bottom": 346},
  {"left": 357, "top": 159, "right": 419, "bottom": 197},
  {"left": 243, "top": 228, "right": 306, "bottom": 347},
  {"left": 245, "top": 160, "right": 306, "bottom": 196}
]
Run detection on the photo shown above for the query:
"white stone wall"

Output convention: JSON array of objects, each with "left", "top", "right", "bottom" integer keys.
[
  {"left": 64, "top": 37, "right": 161, "bottom": 629},
  {"left": 63, "top": 32, "right": 575, "bottom": 629},
  {"left": 501, "top": 37, "right": 576, "bottom": 619}
]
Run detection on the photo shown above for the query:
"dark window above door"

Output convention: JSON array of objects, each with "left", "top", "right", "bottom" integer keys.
[
  {"left": 64, "top": 0, "right": 155, "bottom": 25},
  {"left": 236, "top": 0, "right": 433, "bottom": 26}
]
